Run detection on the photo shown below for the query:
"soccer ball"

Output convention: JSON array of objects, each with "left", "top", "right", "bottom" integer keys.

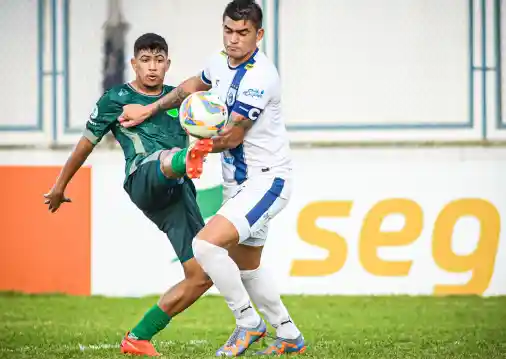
[{"left": 179, "top": 91, "right": 229, "bottom": 138}]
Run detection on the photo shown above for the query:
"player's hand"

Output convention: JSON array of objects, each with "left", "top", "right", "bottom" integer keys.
[
  {"left": 118, "top": 104, "right": 152, "bottom": 128},
  {"left": 215, "top": 123, "right": 234, "bottom": 141},
  {"left": 44, "top": 187, "right": 71, "bottom": 213}
]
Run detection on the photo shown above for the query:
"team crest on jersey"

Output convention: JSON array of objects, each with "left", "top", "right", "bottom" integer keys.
[
  {"left": 90, "top": 105, "right": 98, "bottom": 120},
  {"left": 226, "top": 87, "right": 237, "bottom": 106}
]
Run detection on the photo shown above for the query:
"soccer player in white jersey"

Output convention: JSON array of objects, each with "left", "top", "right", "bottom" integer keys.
[{"left": 120, "top": 0, "right": 305, "bottom": 356}]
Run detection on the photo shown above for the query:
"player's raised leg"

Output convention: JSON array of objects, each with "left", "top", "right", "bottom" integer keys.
[
  {"left": 159, "top": 139, "right": 214, "bottom": 180},
  {"left": 230, "top": 245, "right": 306, "bottom": 355}
]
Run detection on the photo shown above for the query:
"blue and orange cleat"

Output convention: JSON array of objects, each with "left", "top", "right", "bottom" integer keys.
[
  {"left": 216, "top": 320, "right": 267, "bottom": 356},
  {"left": 186, "top": 138, "right": 213, "bottom": 179},
  {"left": 120, "top": 332, "right": 161, "bottom": 357},
  {"left": 255, "top": 335, "right": 307, "bottom": 355}
]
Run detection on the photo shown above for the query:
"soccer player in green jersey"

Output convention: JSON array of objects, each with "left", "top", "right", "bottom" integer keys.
[{"left": 44, "top": 33, "right": 214, "bottom": 357}]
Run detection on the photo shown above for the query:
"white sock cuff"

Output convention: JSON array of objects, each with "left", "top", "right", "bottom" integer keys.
[
  {"left": 240, "top": 267, "right": 262, "bottom": 281},
  {"left": 192, "top": 238, "right": 227, "bottom": 261}
]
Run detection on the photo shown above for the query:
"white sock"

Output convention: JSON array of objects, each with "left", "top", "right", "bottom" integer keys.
[
  {"left": 241, "top": 267, "right": 301, "bottom": 339},
  {"left": 192, "top": 239, "right": 261, "bottom": 328}
]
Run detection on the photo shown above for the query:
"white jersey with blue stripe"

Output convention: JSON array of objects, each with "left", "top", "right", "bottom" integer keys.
[{"left": 200, "top": 48, "right": 292, "bottom": 185}]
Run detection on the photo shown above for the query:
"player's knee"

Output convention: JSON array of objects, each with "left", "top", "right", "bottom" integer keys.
[
  {"left": 159, "top": 149, "right": 181, "bottom": 179},
  {"left": 196, "top": 214, "right": 241, "bottom": 248}
]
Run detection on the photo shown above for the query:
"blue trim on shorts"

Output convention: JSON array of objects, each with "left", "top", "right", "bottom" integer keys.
[
  {"left": 230, "top": 144, "right": 248, "bottom": 184},
  {"left": 245, "top": 178, "right": 285, "bottom": 227}
]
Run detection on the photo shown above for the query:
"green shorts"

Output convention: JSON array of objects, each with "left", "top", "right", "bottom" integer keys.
[{"left": 123, "top": 155, "right": 204, "bottom": 263}]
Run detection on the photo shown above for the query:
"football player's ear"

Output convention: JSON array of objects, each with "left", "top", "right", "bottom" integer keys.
[
  {"left": 166, "top": 59, "right": 171, "bottom": 72},
  {"left": 256, "top": 28, "right": 264, "bottom": 43},
  {"left": 130, "top": 57, "right": 137, "bottom": 71}
]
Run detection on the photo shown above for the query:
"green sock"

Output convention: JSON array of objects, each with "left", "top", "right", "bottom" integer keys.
[
  {"left": 129, "top": 305, "right": 171, "bottom": 340},
  {"left": 170, "top": 148, "right": 188, "bottom": 175}
]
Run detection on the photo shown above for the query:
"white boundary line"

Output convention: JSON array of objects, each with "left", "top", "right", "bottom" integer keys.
[
  {"left": 0, "top": 340, "right": 209, "bottom": 354},
  {"left": 78, "top": 339, "right": 209, "bottom": 351}
]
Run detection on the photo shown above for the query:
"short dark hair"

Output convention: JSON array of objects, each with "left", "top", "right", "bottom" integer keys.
[
  {"left": 134, "top": 33, "right": 168, "bottom": 57},
  {"left": 223, "top": 0, "right": 263, "bottom": 30}
]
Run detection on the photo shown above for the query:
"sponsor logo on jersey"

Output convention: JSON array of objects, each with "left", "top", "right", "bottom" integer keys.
[{"left": 243, "top": 88, "right": 264, "bottom": 99}]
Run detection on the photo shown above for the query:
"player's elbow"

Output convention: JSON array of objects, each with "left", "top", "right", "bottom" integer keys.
[{"left": 185, "top": 75, "right": 211, "bottom": 93}]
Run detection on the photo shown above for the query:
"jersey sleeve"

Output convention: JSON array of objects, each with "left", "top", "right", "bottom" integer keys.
[
  {"left": 83, "top": 91, "right": 121, "bottom": 145},
  {"left": 199, "top": 55, "right": 214, "bottom": 86},
  {"left": 199, "top": 51, "right": 225, "bottom": 86},
  {"left": 231, "top": 70, "right": 278, "bottom": 122},
  {"left": 200, "top": 65, "right": 212, "bottom": 86}
]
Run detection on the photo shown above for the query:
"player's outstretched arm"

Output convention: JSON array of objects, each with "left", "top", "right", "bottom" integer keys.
[
  {"left": 151, "top": 75, "right": 211, "bottom": 115},
  {"left": 212, "top": 113, "right": 253, "bottom": 153},
  {"left": 44, "top": 136, "right": 95, "bottom": 213},
  {"left": 119, "top": 75, "right": 211, "bottom": 128}
]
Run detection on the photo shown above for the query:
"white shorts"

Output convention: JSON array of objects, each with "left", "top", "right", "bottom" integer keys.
[{"left": 217, "top": 175, "right": 292, "bottom": 246}]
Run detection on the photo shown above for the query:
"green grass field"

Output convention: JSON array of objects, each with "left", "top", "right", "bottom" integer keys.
[{"left": 0, "top": 293, "right": 505, "bottom": 359}]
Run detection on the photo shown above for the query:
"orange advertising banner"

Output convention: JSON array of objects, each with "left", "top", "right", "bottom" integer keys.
[{"left": 0, "top": 166, "right": 91, "bottom": 295}]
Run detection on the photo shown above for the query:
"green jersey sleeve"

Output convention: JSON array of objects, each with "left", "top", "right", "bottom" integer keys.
[{"left": 83, "top": 91, "right": 122, "bottom": 145}]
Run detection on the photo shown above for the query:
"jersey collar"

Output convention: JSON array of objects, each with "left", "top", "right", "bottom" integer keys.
[{"left": 227, "top": 47, "right": 259, "bottom": 70}]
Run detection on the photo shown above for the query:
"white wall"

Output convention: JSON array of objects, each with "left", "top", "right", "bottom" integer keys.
[
  {"left": 0, "top": 0, "right": 38, "bottom": 128},
  {"left": 280, "top": 0, "right": 469, "bottom": 126},
  {"left": 0, "top": 0, "right": 503, "bottom": 145}
]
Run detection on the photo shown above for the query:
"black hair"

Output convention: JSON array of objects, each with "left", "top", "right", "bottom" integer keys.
[
  {"left": 134, "top": 33, "right": 168, "bottom": 57},
  {"left": 223, "top": 0, "right": 263, "bottom": 30}
]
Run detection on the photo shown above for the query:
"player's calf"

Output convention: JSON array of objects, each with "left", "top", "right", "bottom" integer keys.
[
  {"left": 157, "top": 258, "right": 213, "bottom": 316},
  {"left": 121, "top": 259, "right": 212, "bottom": 356},
  {"left": 192, "top": 217, "right": 264, "bottom": 329}
]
